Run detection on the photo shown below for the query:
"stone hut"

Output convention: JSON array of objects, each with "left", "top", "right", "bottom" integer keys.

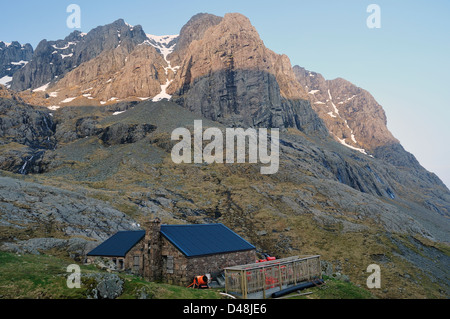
[{"left": 86, "top": 218, "right": 256, "bottom": 286}]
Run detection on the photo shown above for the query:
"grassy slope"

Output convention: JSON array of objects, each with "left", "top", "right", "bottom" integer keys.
[
  {"left": 0, "top": 251, "right": 220, "bottom": 299},
  {"left": 0, "top": 251, "right": 377, "bottom": 300}
]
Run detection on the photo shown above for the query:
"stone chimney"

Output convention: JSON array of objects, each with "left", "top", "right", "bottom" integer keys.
[{"left": 143, "top": 218, "right": 162, "bottom": 281}]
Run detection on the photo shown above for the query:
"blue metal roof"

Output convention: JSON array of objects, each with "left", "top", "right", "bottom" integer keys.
[
  {"left": 87, "top": 230, "right": 145, "bottom": 257},
  {"left": 160, "top": 224, "right": 255, "bottom": 257}
]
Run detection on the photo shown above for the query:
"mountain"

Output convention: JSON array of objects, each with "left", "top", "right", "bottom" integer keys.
[
  {"left": 0, "top": 41, "right": 33, "bottom": 88},
  {"left": 10, "top": 20, "right": 182, "bottom": 109},
  {"left": 293, "top": 65, "right": 449, "bottom": 212},
  {"left": 168, "top": 13, "right": 323, "bottom": 133},
  {"left": 10, "top": 19, "right": 150, "bottom": 92},
  {"left": 0, "top": 13, "right": 449, "bottom": 299}
]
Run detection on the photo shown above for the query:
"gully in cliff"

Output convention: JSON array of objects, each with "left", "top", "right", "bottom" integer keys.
[{"left": 171, "top": 120, "right": 279, "bottom": 175}]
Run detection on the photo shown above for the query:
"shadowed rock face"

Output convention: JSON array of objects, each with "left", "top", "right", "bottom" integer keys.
[
  {"left": 0, "top": 97, "right": 56, "bottom": 149},
  {"left": 0, "top": 97, "right": 56, "bottom": 174},
  {"left": 100, "top": 123, "right": 157, "bottom": 146},
  {"left": 0, "top": 41, "right": 33, "bottom": 83},
  {"left": 172, "top": 69, "right": 327, "bottom": 134}
]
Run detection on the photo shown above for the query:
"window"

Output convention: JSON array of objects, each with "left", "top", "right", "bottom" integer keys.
[
  {"left": 133, "top": 256, "right": 140, "bottom": 272},
  {"left": 165, "top": 256, "right": 174, "bottom": 274}
]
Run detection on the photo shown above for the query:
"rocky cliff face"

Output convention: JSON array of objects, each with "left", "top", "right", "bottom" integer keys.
[
  {"left": 0, "top": 175, "right": 140, "bottom": 241},
  {"left": 292, "top": 65, "right": 447, "bottom": 190},
  {"left": 167, "top": 13, "right": 325, "bottom": 134},
  {"left": 0, "top": 41, "right": 33, "bottom": 88},
  {"left": 10, "top": 19, "right": 148, "bottom": 92},
  {"left": 0, "top": 90, "right": 56, "bottom": 174},
  {"left": 293, "top": 66, "right": 399, "bottom": 152},
  {"left": 168, "top": 13, "right": 223, "bottom": 67},
  {"left": 44, "top": 44, "right": 168, "bottom": 105}
]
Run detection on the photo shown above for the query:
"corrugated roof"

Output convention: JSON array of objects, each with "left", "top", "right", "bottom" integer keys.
[
  {"left": 87, "top": 230, "right": 145, "bottom": 257},
  {"left": 87, "top": 224, "right": 255, "bottom": 258},
  {"left": 160, "top": 224, "right": 255, "bottom": 257}
]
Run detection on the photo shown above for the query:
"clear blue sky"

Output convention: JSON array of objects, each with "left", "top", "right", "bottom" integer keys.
[{"left": 1, "top": 0, "right": 449, "bottom": 188}]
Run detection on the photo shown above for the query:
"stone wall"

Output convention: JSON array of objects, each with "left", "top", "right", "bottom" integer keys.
[
  {"left": 123, "top": 242, "right": 145, "bottom": 275},
  {"left": 160, "top": 236, "right": 256, "bottom": 286}
]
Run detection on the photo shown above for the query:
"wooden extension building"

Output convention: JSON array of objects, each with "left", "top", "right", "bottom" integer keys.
[
  {"left": 86, "top": 218, "right": 257, "bottom": 286},
  {"left": 224, "top": 255, "right": 322, "bottom": 299}
]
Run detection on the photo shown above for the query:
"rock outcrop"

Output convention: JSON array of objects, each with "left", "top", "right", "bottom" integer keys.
[
  {"left": 0, "top": 97, "right": 56, "bottom": 149},
  {"left": 0, "top": 96, "right": 56, "bottom": 174},
  {"left": 0, "top": 176, "right": 141, "bottom": 240},
  {"left": 0, "top": 41, "right": 33, "bottom": 87},
  {"left": 100, "top": 123, "right": 157, "bottom": 146}
]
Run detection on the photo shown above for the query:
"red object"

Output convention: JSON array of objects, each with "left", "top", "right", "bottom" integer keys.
[
  {"left": 187, "top": 275, "right": 209, "bottom": 289},
  {"left": 267, "top": 257, "right": 276, "bottom": 261}
]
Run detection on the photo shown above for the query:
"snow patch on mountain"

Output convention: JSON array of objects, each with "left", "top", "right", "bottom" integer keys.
[
  {"left": 61, "top": 97, "right": 76, "bottom": 103},
  {"left": 32, "top": 82, "right": 50, "bottom": 92},
  {"left": 0, "top": 41, "right": 12, "bottom": 47},
  {"left": 51, "top": 42, "right": 77, "bottom": 50},
  {"left": 61, "top": 53, "right": 73, "bottom": 59},
  {"left": 143, "top": 34, "right": 180, "bottom": 102},
  {"left": 10, "top": 60, "right": 28, "bottom": 66},
  {"left": 145, "top": 34, "right": 178, "bottom": 59},
  {"left": 151, "top": 80, "right": 173, "bottom": 102},
  {"left": 0, "top": 76, "right": 12, "bottom": 88},
  {"left": 336, "top": 135, "right": 368, "bottom": 155},
  {"left": 125, "top": 22, "right": 134, "bottom": 29},
  {"left": 325, "top": 90, "right": 368, "bottom": 154},
  {"left": 331, "top": 102, "right": 340, "bottom": 115}
]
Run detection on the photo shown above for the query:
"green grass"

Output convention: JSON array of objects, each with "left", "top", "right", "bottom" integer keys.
[
  {"left": 0, "top": 251, "right": 377, "bottom": 300},
  {"left": 280, "top": 276, "right": 375, "bottom": 299},
  {"left": 0, "top": 251, "right": 221, "bottom": 299},
  {"left": 0, "top": 251, "right": 90, "bottom": 299},
  {"left": 311, "top": 277, "right": 376, "bottom": 299},
  {"left": 118, "top": 276, "right": 221, "bottom": 299}
]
